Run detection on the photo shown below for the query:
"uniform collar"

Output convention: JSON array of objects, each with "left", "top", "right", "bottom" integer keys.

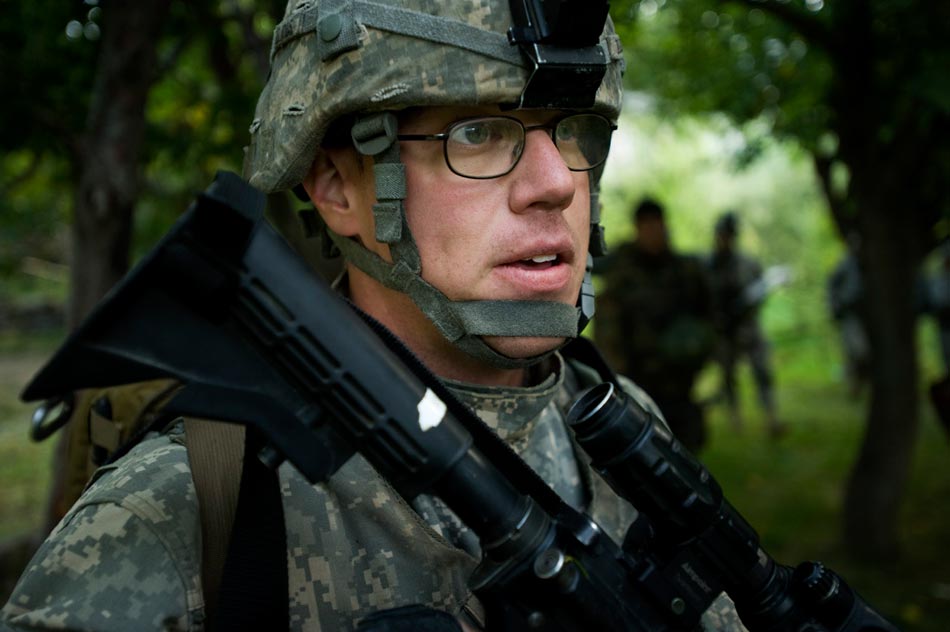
[{"left": 442, "top": 353, "right": 564, "bottom": 441}]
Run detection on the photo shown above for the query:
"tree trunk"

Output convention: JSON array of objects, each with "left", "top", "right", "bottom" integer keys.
[
  {"left": 829, "top": 0, "right": 926, "bottom": 562},
  {"left": 840, "top": 168, "right": 922, "bottom": 561},
  {"left": 66, "top": 0, "right": 171, "bottom": 329}
]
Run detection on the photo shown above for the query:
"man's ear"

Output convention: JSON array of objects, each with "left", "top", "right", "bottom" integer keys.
[{"left": 300, "top": 148, "right": 365, "bottom": 237}]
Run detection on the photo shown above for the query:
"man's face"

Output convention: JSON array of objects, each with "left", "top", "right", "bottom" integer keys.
[
  {"left": 342, "top": 106, "right": 592, "bottom": 371},
  {"left": 635, "top": 215, "right": 668, "bottom": 255}
]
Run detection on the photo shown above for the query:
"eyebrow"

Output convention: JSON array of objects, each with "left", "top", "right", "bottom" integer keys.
[{"left": 403, "top": 110, "right": 573, "bottom": 137}]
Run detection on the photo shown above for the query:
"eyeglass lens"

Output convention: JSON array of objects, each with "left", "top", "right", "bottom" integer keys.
[{"left": 444, "top": 114, "right": 612, "bottom": 179}]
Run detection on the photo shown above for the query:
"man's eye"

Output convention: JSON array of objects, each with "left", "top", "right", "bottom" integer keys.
[
  {"left": 556, "top": 122, "right": 579, "bottom": 143},
  {"left": 454, "top": 123, "right": 492, "bottom": 146}
]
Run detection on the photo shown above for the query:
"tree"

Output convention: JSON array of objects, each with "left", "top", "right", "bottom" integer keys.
[
  {"left": 70, "top": 1, "right": 173, "bottom": 328},
  {"left": 610, "top": 0, "right": 950, "bottom": 560}
]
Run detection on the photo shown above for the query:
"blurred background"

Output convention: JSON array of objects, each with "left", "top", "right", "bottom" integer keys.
[{"left": 1, "top": 1, "right": 948, "bottom": 629}]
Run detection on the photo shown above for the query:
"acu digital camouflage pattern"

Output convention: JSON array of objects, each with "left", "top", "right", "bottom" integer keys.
[
  {"left": 2, "top": 425, "right": 202, "bottom": 631},
  {"left": 2, "top": 355, "right": 749, "bottom": 632},
  {"left": 244, "top": 0, "right": 625, "bottom": 193},
  {"left": 596, "top": 243, "right": 716, "bottom": 400}
]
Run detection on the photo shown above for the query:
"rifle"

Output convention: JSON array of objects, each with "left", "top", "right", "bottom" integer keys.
[
  {"left": 24, "top": 172, "right": 900, "bottom": 631},
  {"left": 742, "top": 265, "right": 793, "bottom": 311}
]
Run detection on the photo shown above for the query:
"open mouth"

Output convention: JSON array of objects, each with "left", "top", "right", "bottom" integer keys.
[
  {"left": 494, "top": 250, "right": 573, "bottom": 294},
  {"left": 512, "top": 254, "right": 560, "bottom": 269}
]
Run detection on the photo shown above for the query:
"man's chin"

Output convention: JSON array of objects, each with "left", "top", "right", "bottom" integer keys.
[{"left": 481, "top": 335, "right": 568, "bottom": 361}]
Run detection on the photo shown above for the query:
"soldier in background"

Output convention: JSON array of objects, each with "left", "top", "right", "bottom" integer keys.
[
  {"left": 706, "top": 212, "right": 787, "bottom": 439},
  {"left": 595, "top": 198, "right": 716, "bottom": 453},
  {"left": 926, "top": 243, "right": 950, "bottom": 375},
  {"left": 827, "top": 235, "right": 870, "bottom": 398},
  {"left": 924, "top": 242, "right": 950, "bottom": 437}
]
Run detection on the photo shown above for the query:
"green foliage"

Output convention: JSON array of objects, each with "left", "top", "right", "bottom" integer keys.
[
  {"left": 598, "top": 111, "right": 948, "bottom": 622},
  {"left": 0, "top": 1, "right": 99, "bottom": 275},
  {"left": 611, "top": 0, "right": 834, "bottom": 151},
  {"left": 133, "top": 1, "right": 284, "bottom": 255},
  {"left": 0, "top": 152, "right": 71, "bottom": 275},
  {"left": 611, "top": 0, "right": 950, "bottom": 157},
  {"left": 0, "top": 1, "right": 286, "bottom": 273}
]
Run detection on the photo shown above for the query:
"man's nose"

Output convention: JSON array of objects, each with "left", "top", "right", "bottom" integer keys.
[{"left": 508, "top": 128, "right": 577, "bottom": 214}]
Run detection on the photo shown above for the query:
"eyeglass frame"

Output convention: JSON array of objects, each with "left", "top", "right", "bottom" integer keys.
[{"left": 395, "top": 113, "right": 617, "bottom": 180}]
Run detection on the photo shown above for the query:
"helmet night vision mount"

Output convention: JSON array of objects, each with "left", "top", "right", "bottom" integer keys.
[{"left": 508, "top": 0, "right": 611, "bottom": 108}]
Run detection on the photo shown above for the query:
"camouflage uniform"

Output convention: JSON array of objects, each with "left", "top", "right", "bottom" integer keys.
[
  {"left": 595, "top": 241, "right": 716, "bottom": 452},
  {"left": 2, "top": 355, "right": 746, "bottom": 631}
]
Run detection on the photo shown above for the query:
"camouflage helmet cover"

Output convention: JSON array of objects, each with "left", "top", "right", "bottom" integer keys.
[{"left": 244, "top": 0, "right": 625, "bottom": 193}]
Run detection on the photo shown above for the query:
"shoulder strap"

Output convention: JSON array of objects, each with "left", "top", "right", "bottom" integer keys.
[
  {"left": 184, "top": 420, "right": 288, "bottom": 631},
  {"left": 183, "top": 419, "right": 245, "bottom": 621},
  {"left": 212, "top": 426, "right": 289, "bottom": 630}
]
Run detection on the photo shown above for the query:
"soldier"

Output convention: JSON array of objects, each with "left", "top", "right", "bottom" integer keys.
[
  {"left": 827, "top": 236, "right": 870, "bottom": 398},
  {"left": 595, "top": 198, "right": 716, "bottom": 452},
  {"left": 2, "top": 2, "right": 746, "bottom": 631},
  {"left": 924, "top": 242, "right": 950, "bottom": 436},
  {"left": 706, "top": 212, "right": 786, "bottom": 439},
  {"left": 926, "top": 243, "right": 950, "bottom": 375}
]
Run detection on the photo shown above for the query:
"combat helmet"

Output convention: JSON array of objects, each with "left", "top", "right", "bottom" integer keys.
[{"left": 245, "top": 0, "right": 625, "bottom": 368}]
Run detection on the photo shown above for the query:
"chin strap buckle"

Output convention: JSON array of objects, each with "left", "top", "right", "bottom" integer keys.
[{"left": 351, "top": 112, "right": 399, "bottom": 156}]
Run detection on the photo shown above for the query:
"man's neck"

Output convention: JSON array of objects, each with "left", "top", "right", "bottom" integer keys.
[{"left": 345, "top": 265, "right": 528, "bottom": 387}]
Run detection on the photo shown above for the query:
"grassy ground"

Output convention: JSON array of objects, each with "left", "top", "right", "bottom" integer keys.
[
  {"left": 0, "top": 327, "right": 948, "bottom": 629},
  {"left": 697, "top": 352, "right": 950, "bottom": 631},
  {"left": 0, "top": 330, "right": 59, "bottom": 541}
]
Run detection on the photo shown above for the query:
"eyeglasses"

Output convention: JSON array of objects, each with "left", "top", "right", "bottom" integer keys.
[{"left": 396, "top": 113, "right": 616, "bottom": 180}]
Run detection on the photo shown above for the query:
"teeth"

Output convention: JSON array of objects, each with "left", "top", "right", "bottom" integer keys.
[{"left": 527, "top": 254, "right": 557, "bottom": 264}]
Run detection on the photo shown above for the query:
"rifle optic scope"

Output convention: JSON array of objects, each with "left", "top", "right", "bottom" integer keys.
[{"left": 567, "top": 383, "right": 901, "bottom": 632}]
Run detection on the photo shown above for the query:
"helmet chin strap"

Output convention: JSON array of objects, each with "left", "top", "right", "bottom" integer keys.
[{"left": 320, "top": 112, "right": 599, "bottom": 370}]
